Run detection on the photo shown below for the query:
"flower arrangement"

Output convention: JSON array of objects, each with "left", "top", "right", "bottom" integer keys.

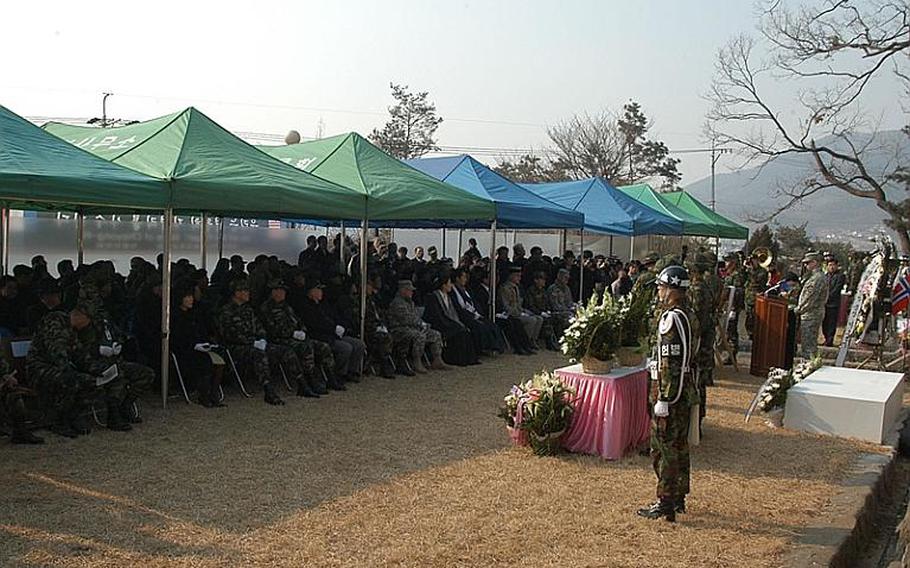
[
  {"left": 498, "top": 371, "right": 576, "bottom": 456},
  {"left": 756, "top": 356, "right": 822, "bottom": 414},
  {"left": 559, "top": 291, "right": 652, "bottom": 370}
]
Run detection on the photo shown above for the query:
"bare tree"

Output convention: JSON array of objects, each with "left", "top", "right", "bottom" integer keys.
[
  {"left": 546, "top": 102, "right": 681, "bottom": 188},
  {"left": 707, "top": 0, "right": 910, "bottom": 249}
]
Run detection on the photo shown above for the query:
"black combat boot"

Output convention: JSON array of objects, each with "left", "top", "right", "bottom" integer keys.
[
  {"left": 297, "top": 378, "right": 319, "bottom": 398},
  {"left": 69, "top": 406, "right": 93, "bottom": 436},
  {"left": 380, "top": 360, "right": 396, "bottom": 379},
  {"left": 636, "top": 499, "right": 676, "bottom": 522},
  {"left": 120, "top": 396, "right": 142, "bottom": 424},
  {"left": 263, "top": 383, "right": 285, "bottom": 406},
  {"left": 326, "top": 373, "right": 347, "bottom": 391},
  {"left": 11, "top": 425, "right": 44, "bottom": 445},
  {"left": 675, "top": 496, "right": 686, "bottom": 514},
  {"left": 106, "top": 399, "right": 133, "bottom": 432},
  {"left": 51, "top": 408, "right": 79, "bottom": 439},
  {"left": 396, "top": 358, "right": 415, "bottom": 376}
]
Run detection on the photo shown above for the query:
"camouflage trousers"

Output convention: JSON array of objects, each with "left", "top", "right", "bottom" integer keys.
[
  {"left": 726, "top": 309, "right": 741, "bottom": 356},
  {"left": 799, "top": 317, "right": 821, "bottom": 360},
  {"left": 116, "top": 361, "right": 154, "bottom": 402},
  {"left": 310, "top": 340, "right": 335, "bottom": 379},
  {"left": 365, "top": 329, "right": 393, "bottom": 364},
  {"left": 225, "top": 345, "right": 272, "bottom": 386},
  {"left": 650, "top": 402, "right": 692, "bottom": 500},
  {"left": 745, "top": 302, "right": 757, "bottom": 338},
  {"left": 390, "top": 327, "right": 443, "bottom": 361},
  {"left": 269, "top": 340, "right": 317, "bottom": 386},
  {"left": 28, "top": 363, "right": 124, "bottom": 417},
  {"left": 1, "top": 385, "right": 32, "bottom": 429}
]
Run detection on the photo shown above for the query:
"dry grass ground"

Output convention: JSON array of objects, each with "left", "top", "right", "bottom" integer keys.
[{"left": 0, "top": 351, "right": 887, "bottom": 568}]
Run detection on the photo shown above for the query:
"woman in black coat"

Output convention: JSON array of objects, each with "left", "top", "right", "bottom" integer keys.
[
  {"left": 451, "top": 268, "right": 505, "bottom": 355},
  {"left": 424, "top": 276, "right": 479, "bottom": 366},
  {"left": 170, "top": 284, "right": 223, "bottom": 407}
]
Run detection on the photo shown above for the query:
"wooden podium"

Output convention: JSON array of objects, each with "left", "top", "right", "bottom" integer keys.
[{"left": 750, "top": 295, "right": 790, "bottom": 377}]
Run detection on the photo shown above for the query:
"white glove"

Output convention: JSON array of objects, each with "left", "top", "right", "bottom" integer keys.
[
  {"left": 194, "top": 343, "right": 209, "bottom": 352},
  {"left": 542, "top": 311, "right": 551, "bottom": 318},
  {"left": 112, "top": 342, "right": 122, "bottom": 356},
  {"left": 377, "top": 325, "right": 388, "bottom": 334},
  {"left": 293, "top": 330, "right": 306, "bottom": 341},
  {"left": 654, "top": 400, "right": 669, "bottom": 418},
  {"left": 495, "top": 312, "right": 509, "bottom": 320},
  {"left": 420, "top": 321, "right": 429, "bottom": 330},
  {"left": 253, "top": 339, "right": 267, "bottom": 351},
  {"left": 99, "top": 345, "right": 114, "bottom": 357},
  {"left": 335, "top": 325, "right": 345, "bottom": 338}
]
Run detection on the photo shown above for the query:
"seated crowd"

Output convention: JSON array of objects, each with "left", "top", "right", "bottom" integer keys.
[{"left": 0, "top": 233, "right": 645, "bottom": 445}]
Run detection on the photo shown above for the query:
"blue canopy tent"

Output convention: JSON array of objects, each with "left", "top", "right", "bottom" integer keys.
[
  {"left": 521, "top": 177, "right": 683, "bottom": 236},
  {"left": 406, "top": 155, "right": 585, "bottom": 229},
  {"left": 407, "top": 154, "right": 585, "bottom": 317}
]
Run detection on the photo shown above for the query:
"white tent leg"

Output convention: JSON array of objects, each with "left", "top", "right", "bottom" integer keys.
[
  {"left": 579, "top": 229, "right": 585, "bottom": 301},
  {"left": 489, "top": 221, "right": 497, "bottom": 319},
  {"left": 161, "top": 208, "right": 174, "bottom": 409},
  {"left": 359, "top": 217, "right": 369, "bottom": 340},
  {"left": 200, "top": 213, "right": 208, "bottom": 270},
  {"left": 76, "top": 211, "right": 85, "bottom": 267}
]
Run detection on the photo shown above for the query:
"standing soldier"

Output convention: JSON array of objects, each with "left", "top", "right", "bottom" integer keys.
[
  {"left": 638, "top": 265, "right": 697, "bottom": 522},
  {"left": 259, "top": 279, "right": 325, "bottom": 398},
  {"left": 795, "top": 251, "right": 829, "bottom": 360},
  {"left": 686, "top": 253, "right": 716, "bottom": 432},
  {"left": 722, "top": 252, "right": 747, "bottom": 363},
  {"left": 386, "top": 280, "right": 446, "bottom": 373},
  {"left": 217, "top": 279, "right": 285, "bottom": 405},
  {"left": 631, "top": 252, "right": 660, "bottom": 297}
]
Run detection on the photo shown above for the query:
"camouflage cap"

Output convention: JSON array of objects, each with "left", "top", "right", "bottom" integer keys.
[
  {"left": 229, "top": 278, "right": 251, "bottom": 292},
  {"left": 267, "top": 278, "right": 289, "bottom": 290},
  {"left": 801, "top": 251, "right": 821, "bottom": 264},
  {"left": 642, "top": 252, "right": 660, "bottom": 265}
]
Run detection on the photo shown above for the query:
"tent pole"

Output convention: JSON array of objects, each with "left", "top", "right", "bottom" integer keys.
[
  {"left": 339, "top": 221, "right": 346, "bottom": 274},
  {"left": 76, "top": 211, "right": 85, "bottom": 267},
  {"left": 630, "top": 236, "right": 635, "bottom": 262},
  {"left": 359, "top": 217, "right": 368, "bottom": 341},
  {"left": 200, "top": 213, "right": 208, "bottom": 270},
  {"left": 579, "top": 229, "right": 585, "bottom": 301},
  {"left": 489, "top": 221, "right": 497, "bottom": 320},
  {"left": 0, "top": 206, "right": 6, "bottom": 276},
  {"left": 218, "top": 217, "right": 225, "bottom": 260},
  {"left": 325, "top": 226, "right": 329, "bottom": 237},
  {"left": 161, "top": 208, "right": 174, "bottom": 410},
  {"left": 3, "top": 208, "right": 10, "bottom": 275},
  {"left": 559, "top": 229, "right": 567, "bottom": 257},
  {"left": 609, "top": 236, "right": 614, "bottom": 257},
  {"left": 441, "top": 229, "right": 447, "bottom": 259},
  {"left": 457, "top": 228, "right": 464, "bottom": 263}
]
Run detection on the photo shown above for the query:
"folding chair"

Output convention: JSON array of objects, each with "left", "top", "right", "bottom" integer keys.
[
  {"left": 170, "top": 353, "right": 192, "bottom": 404},
  {"left": 222, "top": 347, "right": 254, "bottom": 398},
  {"left": 278, "top": 362, "right": 294, "bottom": 393}
]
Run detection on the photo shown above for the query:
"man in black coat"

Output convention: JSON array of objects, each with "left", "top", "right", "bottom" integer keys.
[{"left": 299, "top": 280, "right": 364, "bottom": 384}]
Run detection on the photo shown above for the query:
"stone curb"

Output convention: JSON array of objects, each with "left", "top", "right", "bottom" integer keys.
[{"left": 780, "top": 408, "right": 908, "bottom": 567}]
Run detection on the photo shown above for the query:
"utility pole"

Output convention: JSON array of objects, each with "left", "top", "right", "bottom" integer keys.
[
  {"left": 101, "top": 92, "right": 113, "bottom": 127},
  {"left": 668, "top": 144, "right": 731, "bottom": 209}
]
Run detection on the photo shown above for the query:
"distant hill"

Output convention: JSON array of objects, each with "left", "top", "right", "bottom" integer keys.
[{"left": 684, "top": 130, "right": 908, "bottom": 240}]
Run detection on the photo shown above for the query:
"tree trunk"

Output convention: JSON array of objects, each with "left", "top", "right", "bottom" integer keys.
[{"left": 878, "top": 200, "right": 910, "bottom": 252}]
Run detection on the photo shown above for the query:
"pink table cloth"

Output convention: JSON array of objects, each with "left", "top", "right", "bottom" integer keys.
[{"left": 555, "top": 363, "right": 650, "bottom": 460}]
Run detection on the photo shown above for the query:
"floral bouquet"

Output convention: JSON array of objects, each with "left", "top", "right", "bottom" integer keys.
[
  {"left": 560, "top": 293, "right": 620, "bottom": 366},
  {"left": 750, "top": 356, "right": 823, "bottom": 425},
  {"left": 498, "top": 371, "right": 576, "bottom": 456}
]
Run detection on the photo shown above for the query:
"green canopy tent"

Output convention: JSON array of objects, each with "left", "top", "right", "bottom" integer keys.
[
  {"left": 618, "top": 183, "right": 717, "bottom": 237},
  {"left": 258, "top": 132, "right": 498, "bottom": 330},
  {"left": 0, "top": 105, "right": 169, "bottom": 270},
  {"left": 258, "top": 132, "right": 495, "bottom": 223},
  {"left": 661, "top": 190, "right": 749, "bottom": 240},
  {"left": 45, "top": 108, "right": 372, "bottom": 408}
]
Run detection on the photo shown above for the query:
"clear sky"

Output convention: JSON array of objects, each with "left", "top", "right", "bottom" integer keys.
[{"left": 1, "top": 0, "right": 902, "bottom": 184}]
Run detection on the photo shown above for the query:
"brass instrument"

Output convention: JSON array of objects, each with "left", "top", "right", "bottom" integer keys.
[{"left": 750, "top": 247, "right": 773, "bottom": 269}]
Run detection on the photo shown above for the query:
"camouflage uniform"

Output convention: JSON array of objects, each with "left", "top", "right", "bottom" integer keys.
[
  {"left": 0, "top": 357, "right": 37, "bottom": 440},
  {"left": 650, "top": 299, "right": 697, "bottom": 504},
  {"left": 523, "top": 285, "right": 557, "bottom": 345},
  {"left": 498, "top": 280, "right": 543, "bottom": 342},
  {"left": 259, "top": 297, "right": 325, "bottom": 391},
  {"left": 217, "top": 300, "right": 273, "bottom": 387},
  {"left": 73, "top": 319, "right": 153, "bottom": 411},
  {"left": 795, "top": 266, "right": 828, "bottom": 359},
  {"left": 363, "top": 293, "right": 394, "bottom": 366},
  {"left": 386, "top": 295, "right": 442, "bottom": 363},
  {"left": 723, "top": 266, "right": 747, "bottom": 357},
  {"left": 686, "top": 259, "right": 716, "bottom": 425}
]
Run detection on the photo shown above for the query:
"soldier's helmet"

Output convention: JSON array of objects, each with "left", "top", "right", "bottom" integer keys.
[{"left": 656, "top": 265, "right": 690, "bottom": 289}]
